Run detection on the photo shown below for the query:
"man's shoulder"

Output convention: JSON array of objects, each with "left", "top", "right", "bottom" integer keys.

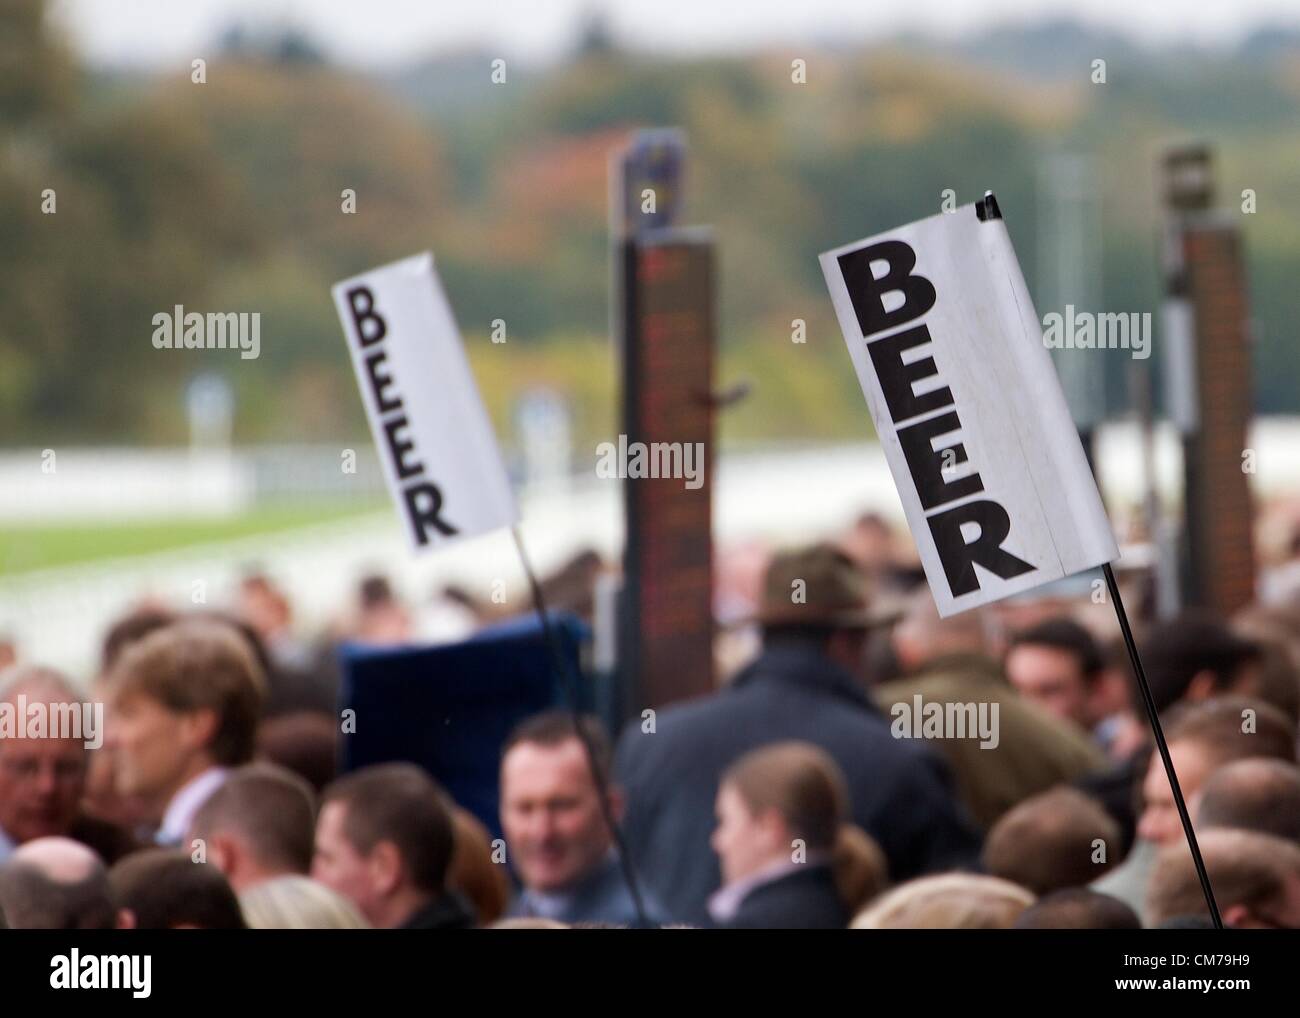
[
  {"left": 875, "top": 669, "right": 1106, "bottom": 770},
  {"left": 614, "top": 691, "right": 737, "bottom": 776},
  {"left": 874, "top": 666, "right": 988, "bottom": 705},
  {"left": 617, "top": 677, "right": 889, "bottom": 753},
  {"left": 1000, "top": 697, "right": 1107, "bottom": 768}
]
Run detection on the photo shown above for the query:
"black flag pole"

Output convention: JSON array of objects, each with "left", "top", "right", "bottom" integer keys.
[
  {"left": 510, "top": 526, "right": 652, "bottom": 927},
  {"left": 978, "top": 191, "right": 1218, "bottom": 926},
  {"left": 1102, "top": 563, "right": 1223, "bottom": 928}
]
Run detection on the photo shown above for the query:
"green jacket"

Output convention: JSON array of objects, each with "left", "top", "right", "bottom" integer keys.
[{"left": 875, "top": 654, "right": 1107, "bottom": 831}]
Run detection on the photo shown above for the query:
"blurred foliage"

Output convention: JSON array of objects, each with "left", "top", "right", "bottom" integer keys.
[{"left": 3, "top": 1, "right": 1300, "bottom": 452}]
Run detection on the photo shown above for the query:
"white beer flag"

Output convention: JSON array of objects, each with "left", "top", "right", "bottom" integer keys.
[
  {"left": 332, "top": 252, "right": 517, "bottom": 553},
  {"left": 820, "top": 198, "right": 1118, "bottom": 616}
]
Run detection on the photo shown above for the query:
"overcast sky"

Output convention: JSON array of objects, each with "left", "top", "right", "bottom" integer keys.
[{"left": 54, "top": 0, "right": 1300, "bottom": 69}]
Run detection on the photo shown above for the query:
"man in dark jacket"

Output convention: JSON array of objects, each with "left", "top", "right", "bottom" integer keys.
[
  {"left": 615, "top": 545, "right": 980, "bottom": 925},
  {"left": 312, "top": 763, "right": 473, "bottom": 929}
]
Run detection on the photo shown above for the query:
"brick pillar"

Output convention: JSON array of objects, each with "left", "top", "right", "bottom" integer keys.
[{"left": 1181, "top": 219, "right": 1255, "bottom": 616}]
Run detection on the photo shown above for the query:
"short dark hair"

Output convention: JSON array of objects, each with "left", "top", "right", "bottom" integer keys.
[
  {"left": 759, "top": 623, "right": 837, "bottom": 655},
  {"left": 982, "top": 787, "right": 1120, "bottom": 895},
  {"left": 190, "top": 763, "right": 316, "bottom": 873},
  {"left": 1141, "top": 612, "right": 1262, "bottom": 712},
  {"left": 100, "top": 606, "right": 178, "bottom": 673},
  {"left": 1249, "top": 642, "right": 1300, "bottom": 725},
  {"left": 358, "top": 575, "right": 396, "bottom": 609},
  {"left": 109, "top": 849, "right": 245, "bottom": 929},
  {"left": 0, "top": 861, "right": 116, "bottom": 930},
  {"left": 1198, "top": 759, "right": 1300, "bottom": 843},
  {"left": 1014, "top": 888, "right": 1141, "bottom": 929},
  {"left": 257, "top": 711, "right": 339, "bottom": 792},
  {"left": 1008, "top": 618, "right": 1104, "bottom": 681},
  {"left": 501, "top": 710, "right": 612, "bottom": 779},
  {"left": 321, "top": 763, "right": 454, "bottom": 896}
]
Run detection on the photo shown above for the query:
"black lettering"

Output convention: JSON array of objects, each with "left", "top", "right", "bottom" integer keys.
[
  {"left": 927, "top": 500, "right": 1035, "bottom": 597},
  {"left": 898, "top": 410, "right": 984, "bottom": 510},
  {"left": 383, "top": 416, "right": 423, "bottom": 480},
  {"left": 364, "top": 351, "right": 402, "bottom": 414},
  {"left": 403, "top": 482, "right": 458, "bottom": 544},
  {"left": 867, "top": 324, "right": 953, "bottom": 424},
  {"left": 837, "top": 240, "right": 937, "bottom": 339},
  {"left": 346, "top": 286, "right": 387, "bottom": 348}
]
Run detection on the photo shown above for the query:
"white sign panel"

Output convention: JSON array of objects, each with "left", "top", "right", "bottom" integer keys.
[
  {"left": 820, "top": 199, "right": 1117, "bottom": 616},
  {"left": 333, "top": 252, "right": 517, "bottom": 552}
]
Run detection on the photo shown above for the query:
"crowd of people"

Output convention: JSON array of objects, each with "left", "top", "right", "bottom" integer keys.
[{"left": 2, "top": 512, "right": 1300, "bottom": 929}]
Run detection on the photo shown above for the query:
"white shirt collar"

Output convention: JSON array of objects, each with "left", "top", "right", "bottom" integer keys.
[{"left": 157, "top": 766, "right": 228, "bottom": 846}]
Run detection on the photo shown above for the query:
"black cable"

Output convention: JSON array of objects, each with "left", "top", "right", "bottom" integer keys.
[
  {"left": 1103, "top": 563, "right": 1223, "bottom": 929},
  {"left": 512, "top": 527, "right": 653, "bottom": 928}
]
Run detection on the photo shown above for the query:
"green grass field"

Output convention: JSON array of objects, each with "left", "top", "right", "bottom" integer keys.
[{"left": 0, "top": 501, "right": 389, "bottom": 577}]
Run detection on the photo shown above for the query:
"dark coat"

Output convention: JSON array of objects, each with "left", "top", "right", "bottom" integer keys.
[
  {"left": 722, "top": 865, "right": 849, "bottom": 929},
  {"left": 615, "top": 643, "right": 981, "bottom": 926},
  {"left": 400, "top": 892, "right": 475, "bottom": 930}
]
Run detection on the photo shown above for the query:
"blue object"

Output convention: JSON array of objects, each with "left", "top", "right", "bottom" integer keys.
[{"left": 338, "top": 612, "right": 591, "bottom": 840}]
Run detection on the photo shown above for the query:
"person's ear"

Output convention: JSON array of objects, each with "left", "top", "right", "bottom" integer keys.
[
  {"left": 1185, "top": 670, "right": 1217, "bottom": 702},
  {"left": 368, "top": 840, "right": 403, "bottom": 896},
  {"left": 606, "top": 785, "right": 625, "bottom": 825},
  {"left": 178, "top": 708, "right": 220, "bottom": 753},
  {"left": 758, "top": 807, "right": 790, "bottom": 850},
  {"left": 1222, "top": 903, "right": 1252, "bottom": 928},
  {"left": 208, "top": 833, "right": 238, "bottom": 876},
  {"left": 892, "top": 630, "right": 921, "bottom": 674}
]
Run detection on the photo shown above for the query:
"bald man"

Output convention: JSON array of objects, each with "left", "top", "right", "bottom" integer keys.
[
  {"left": 874, "top": 589, "right": 1106, "bottom": 829},
  {"left": 0, "top": 836, "right": 125, "bottom": 929}
]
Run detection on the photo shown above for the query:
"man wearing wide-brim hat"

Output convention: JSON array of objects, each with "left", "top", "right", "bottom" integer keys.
[{"left": 614, "top": 543, "right": 980, "bottom": 927}]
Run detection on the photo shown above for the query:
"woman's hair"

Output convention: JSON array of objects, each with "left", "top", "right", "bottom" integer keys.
[
  {"left": 851, "top": 873, "right": 1034, "bottom": 929},
  {"left": 722, "top": 741, "right": 884, "bottom": 910},
  {"left": 832, "top": 823, "right": 889, "bottom": 914},
  {"left": 238, "top": 875, "right": 370, "bottom": 930},
  {"left": 447, "top": 805, "right": 510, "bottom": 925},
  {"left": 721, "top": 741, "right": 849, "bottom": 854}
]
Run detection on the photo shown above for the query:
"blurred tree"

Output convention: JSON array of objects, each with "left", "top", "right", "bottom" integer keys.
[
  {"left": 0, "top": 2, "right": 261, "bottom": 443},
  {"left": 0, "top": 0, "right": 74, "bottom": 127}
]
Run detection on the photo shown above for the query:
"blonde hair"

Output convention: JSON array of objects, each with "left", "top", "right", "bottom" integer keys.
[
  {"left": 851, "top": 873, "right": 1034, "bottom": 929},
  {"left": 238, "top": 876, "right": 370, "bottom": 929}
]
